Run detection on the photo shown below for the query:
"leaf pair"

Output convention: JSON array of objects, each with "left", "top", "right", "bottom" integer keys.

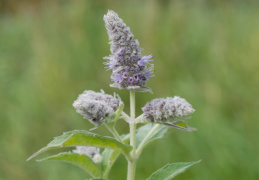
[
  {"left": 27, "top": 123, "right": 167, "bottom": 178},
  {"left": 28, "top": 124, "right": 199, "bottom": 179},
  {"left": 27, "top": 130, "right": 132, "bottom": 179}
]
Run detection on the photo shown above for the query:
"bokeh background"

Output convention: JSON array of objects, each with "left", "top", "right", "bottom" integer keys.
[{"left": 1, "top": 0, "right": 259, "bottom": 179}]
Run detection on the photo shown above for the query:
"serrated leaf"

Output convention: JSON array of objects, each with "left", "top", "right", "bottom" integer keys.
[
  {"left": 101, "top": 134, "right": 130, "bottom": 178},
  {"left": 146, "top": 160, "right": 201, "bottom": 180},
  {"left": 136, "top": 124, "right": 168, "bottom": 147},
  {"left": 27, "top": 130, "right": 132, "bottom": 161},
  {"left": 38, "top": 152, "right": 101, "bottom": 178}
]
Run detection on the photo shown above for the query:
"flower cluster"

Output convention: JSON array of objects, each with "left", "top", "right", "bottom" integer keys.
[
  {"left": 73, "top": 146, "right": 102, "bottom": 163},
  {"left": 103, "top": 10, "right": 154, "bottom": 92},
  {"left": 73, "top": 90, "right": 122, "bottom": 125},
  {"left": 142, "top": 96, "right": 195, "bottom": 123}
]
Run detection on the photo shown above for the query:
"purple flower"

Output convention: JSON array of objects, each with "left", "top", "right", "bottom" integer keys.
[
  {"left": 103, "top": 10, "right": 154, "bottom": 92},
  {"left": 128, "top": 77, "right": 134, "bottom": 84},
  {"left": 124, "top": 55, "right": 130, "bottom": 61},
  {"left": 114, "top": 73, "right": 123, "bottom": 83},
  {"left": 133, "top": 73, "right": 140, "bottom": 81},
  {"left": 117, "top": 48, "right": 125, "bottom": 56},
  {"left": 138, "top": 55, "right": 154, "bottom": 66},
  {"left": 123, "top": 72, "right": 129, "bottom": 79},
  {"left": 145, "top": 71, "right": 152, "bottom": 79}
]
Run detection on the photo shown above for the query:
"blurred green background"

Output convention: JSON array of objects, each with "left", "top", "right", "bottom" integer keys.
[{"left": 1, "top": 0, "right": 259, "bottom": 179}]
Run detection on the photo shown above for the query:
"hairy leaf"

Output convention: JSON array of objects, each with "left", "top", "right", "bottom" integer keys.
[
  {"left": 27, "top": 130, "right": 132, "bottom": 161},
  {"left": 101, "top": 134, "right": 130, "bottom": 178},
  {"left": 146, "top": 160, "right": 201, "bottom": 180},
  {"left": 136, "top": 124, "right": 168, "bottom": 148},
  {"left": 101, "top": 148, "right": 120, "bottom": 178},
  {"left": 38, "top": 152, "right": 101, "bottom": 178}
]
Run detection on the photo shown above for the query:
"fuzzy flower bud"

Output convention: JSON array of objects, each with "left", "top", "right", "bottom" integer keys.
[
  {"left": 142, "top": 96, "right": 195, "bottom": 123},
  {"left": 73, "top": 146, "right": 102, "bottom": 163},
  {"left": 103, "top": 10, "right": 154, "bottom": 92},
  {"left": 73, "top": 90, "right": 122, "bottom": 125}
]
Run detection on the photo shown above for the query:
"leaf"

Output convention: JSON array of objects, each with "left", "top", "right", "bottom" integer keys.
[
  {"left": 163, "top": 120, "right": 196, "bottom": 132},
  {"left": 146, "top": 160, "right": 201, "bottom": 180},
  {"left": 38, "top": 152, "right": 101, "bottom": 178},
  {"left": 136, "top": 124, "right": 168, "bottom": 148},
  {"left": 27, "top": 130, "right": 132, "bottom": 161},
  {"left": 112, "top": 103, "right": 124, "bottom": 122},
  {"left": 101, "top": 134, "right": 130, "bottom": 178},
  {"left": 101, "top": 148, "right": 120, "bottom": 178}
]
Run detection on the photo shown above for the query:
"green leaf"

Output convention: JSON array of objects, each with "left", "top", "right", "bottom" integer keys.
[
  {"left": 101, "top": 148, "right": 120, "bottom": 178},
  {"left": 136, "top": 124, "right": 168, "bottom": 147},
  {"left": 27, "top": 130, "right": 132, "bottom": 161},
  {"left": 101, "top": 134, "right": 130, "bottom": 178},
  {"left": 163, "top": 120, "right": 196, "bottom": 132},
  {"left": 112, "top": 103, "right": 124, "bottom": 122},
  {"left": 146, "top": 160, "right": 201, "bottom": 180},
  {"left": 38, "top": 152, "right": 101, "bottom": 178}
]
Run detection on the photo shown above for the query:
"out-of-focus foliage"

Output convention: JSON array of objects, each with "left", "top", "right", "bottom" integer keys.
[{"left": 1, "top": 0, "right": 259, "bottom": 179}]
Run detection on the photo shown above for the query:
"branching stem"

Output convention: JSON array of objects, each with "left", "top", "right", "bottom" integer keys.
[
  {"left": 121, "top": 111, "right": 131, "bottom": 123},
  {"left": 134, "top": 114, "right": 143, "bottom": 123},
  {"left": 105, "top": 123, "right": 124, "bottom": 144}
]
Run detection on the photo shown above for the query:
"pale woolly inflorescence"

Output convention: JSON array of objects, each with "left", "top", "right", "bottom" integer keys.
[
  {"left": 73, "top": 90, "right": 122, "bottom": 125},
  {"left": 73, "top": 146, "right": 102, "bottom": 163},
  {"left": 142, "top": 96, "right": 195, "bottom": 123},
  {"left": 103, "top": 10, "right": 154, "bottom": 92}
]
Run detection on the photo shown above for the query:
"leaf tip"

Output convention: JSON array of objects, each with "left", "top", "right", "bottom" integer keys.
[
  {"left": 35, "top": 158, "right": 44, "bottom": 162},
  {"left": 26, "top": 152, "right": 37, "bottom": 161},
  {"left": 196, "top": 159, "right": 202, "bottom": 164}
]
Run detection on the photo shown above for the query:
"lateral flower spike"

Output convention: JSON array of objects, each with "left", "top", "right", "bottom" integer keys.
[
  {"left": 73, "top": 90, "right": 123, "bottom": 127},
  {"left": 103, "top": 10, "right": 154, "bottom": 92},
  {"left": 142, "top": 96, "right": 195, "bottom": 123}
]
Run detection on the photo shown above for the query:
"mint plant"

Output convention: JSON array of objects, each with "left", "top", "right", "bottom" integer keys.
[{"left": 28, "top": 10, "right": 200, "bottom": 180}]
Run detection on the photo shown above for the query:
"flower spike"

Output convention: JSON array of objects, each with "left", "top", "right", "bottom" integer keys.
[
  {"left": 73, "top": 90, "right": 122, "bottom": 126},
  {"left": 142, "top": 96, "right": 195, "bottom": 123},
  {"left": 104, "top": 10, "right": 154, "bottom": 92}
]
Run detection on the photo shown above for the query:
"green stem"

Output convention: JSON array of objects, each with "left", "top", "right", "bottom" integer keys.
[
  {"left": 135, "top": 124, "right": 161, "bottom": 157},
  {"left": 134, "top": 114, "right": 143, "bottom": 124},
  {"left": 127, "top": 159, "right": 136, "bottom": 180},
  {"left": 127, "top": 90, "right": 137, "bottom": 180},
  {"left": 105, "top": 123, "right": 124, "bottom": 144},
  {"left": 121, "top": 111, "right": 131, "bottom": 123}
]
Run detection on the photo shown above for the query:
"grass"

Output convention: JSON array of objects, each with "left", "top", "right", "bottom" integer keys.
[{"left": 0, "top": 0, "right": 259, "bottom": 179}]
